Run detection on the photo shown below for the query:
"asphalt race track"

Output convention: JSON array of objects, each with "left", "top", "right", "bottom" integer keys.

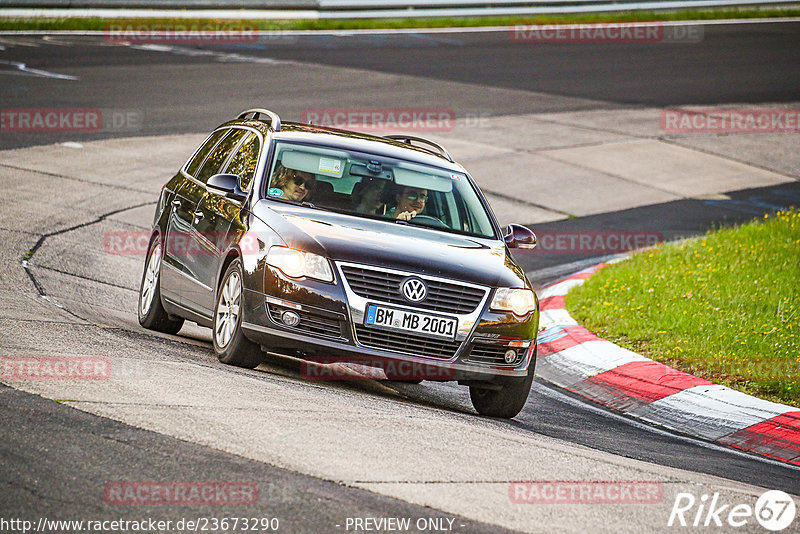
[
  {"left": 2, "top": 22, "right": 800, "bottom": 149},
  {"left": 1, "top": 21, "right": 799, "bottom": 533}
]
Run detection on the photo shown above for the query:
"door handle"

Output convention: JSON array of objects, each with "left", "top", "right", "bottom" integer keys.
[
  {"left": 172, "top": 199, "right": 181, "bottom": 208},
  {"left": 193, "top": 211, "right": 204, "bottom": 222}
]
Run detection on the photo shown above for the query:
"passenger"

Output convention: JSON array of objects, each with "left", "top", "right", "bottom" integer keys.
[
  {"left": 352, "top": 178, "right": 388, "bottom": 216},
  {"left": 393, "top": 186, "right": 428, "bottom": 221},
  {"left": 270, "top": 165, "right": 315, "bottom": 202}
]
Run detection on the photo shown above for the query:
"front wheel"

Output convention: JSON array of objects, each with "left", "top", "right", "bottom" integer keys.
[
  {"left": 138, "top": 235, "right": 184, "bottom": 335},
  {"left": 213, "top": 258, "right": 263, "bottom": 369},
  {"left": 469, "top": 348, "right": 536, "bottom": 418}
]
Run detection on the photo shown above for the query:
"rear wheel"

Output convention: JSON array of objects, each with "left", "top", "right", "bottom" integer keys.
[
  {"left": 469, "top": 348, "right": 536, "bottom": 418},
  {"left": 213, "top": 258, "right": 263, "bottom": 369},
  {"left": 138, "top": 235, "right": 184, "bottom": 335}
]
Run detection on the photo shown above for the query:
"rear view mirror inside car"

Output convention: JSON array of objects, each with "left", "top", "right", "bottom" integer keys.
[{"left": 349, "top": 163, "right": 393, "bottom": 180}]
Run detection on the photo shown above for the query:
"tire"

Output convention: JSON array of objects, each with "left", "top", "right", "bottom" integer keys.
[
  {"left": 213, "top": 258, "right": 263, "bottom": 369},
  {"left": 138, "top": 235, "right": 184, "bottom": 335},
  {"left": 469, "top": 348, "right": 536, "bottom": 418}
]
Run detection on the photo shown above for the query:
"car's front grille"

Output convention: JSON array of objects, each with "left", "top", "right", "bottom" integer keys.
[
  {"left": 267, "top": 303, "right": 344, "bottom": 339},
  {"left": 353, "top": 325, "right": 462, "bottom": 359},
  {"left": 340, "top": 265, "right": 486, "bottom": 315},
  {"left": 465, "top": 342, "right": 524, "bottom": 366}
]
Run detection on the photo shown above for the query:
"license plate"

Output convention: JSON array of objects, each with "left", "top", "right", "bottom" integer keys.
[{"left": 364, "top": 304, "right": 457, "bottom": 340}]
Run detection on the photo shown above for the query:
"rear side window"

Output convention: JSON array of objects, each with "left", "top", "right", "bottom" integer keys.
[
  {"left": 223, "top": 132, "right": 261, "bottom": 191},
  {"left": 195, "top": 129, "right": 248, "bottom": 184},
  {"left": 185, "top": 129, "right": 228, "bottom": 178}
]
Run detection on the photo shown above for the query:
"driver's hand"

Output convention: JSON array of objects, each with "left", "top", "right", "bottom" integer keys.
[{"left": 396, "top": 210, "right": 417, "bottom": 221}]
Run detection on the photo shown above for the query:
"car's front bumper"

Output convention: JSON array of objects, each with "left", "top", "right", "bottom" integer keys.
[{"left": 240, "top": 262, "right": 538, "bottom": 381}]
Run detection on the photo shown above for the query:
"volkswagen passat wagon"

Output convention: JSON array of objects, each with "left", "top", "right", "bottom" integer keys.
[{"left": 139, "top": 108, "right": 539, "bottom": 418}]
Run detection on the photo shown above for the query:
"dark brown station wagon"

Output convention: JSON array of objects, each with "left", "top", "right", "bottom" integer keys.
[{"left": 139, "top": 108, "right": 539, "bottom": 418}]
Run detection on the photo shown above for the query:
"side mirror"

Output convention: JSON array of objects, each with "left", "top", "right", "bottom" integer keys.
[
  {"left": 505, "top": 224, "right": 537, "bottom": 249},
  {"left": 207, "top": 174, "right": 247, "bottom": 202}
]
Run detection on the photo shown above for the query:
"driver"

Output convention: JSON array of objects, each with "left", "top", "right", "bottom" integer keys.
[
  {"left": 270, "top": 164, "right": 315, "bottom": 202},
  {"left": 394, "top": 187, "right": 428, "bottom": 221}
]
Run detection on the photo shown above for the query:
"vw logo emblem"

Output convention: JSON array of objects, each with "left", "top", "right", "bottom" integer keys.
[{"left": 401, "top": 277, "right": 427, "bottom": 302}]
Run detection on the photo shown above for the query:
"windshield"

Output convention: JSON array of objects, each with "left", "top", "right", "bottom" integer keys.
[{"left": 264, "top": 142, "right": 497, "bottom": 239}]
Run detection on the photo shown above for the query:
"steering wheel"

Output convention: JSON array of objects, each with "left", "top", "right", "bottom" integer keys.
[{"left": 410, "top": 214, "right": 448, "bottom": 228}]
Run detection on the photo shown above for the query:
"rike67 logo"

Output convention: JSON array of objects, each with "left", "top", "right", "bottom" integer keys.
[{"left": 668, "top": 490, "right": 796, "bottom": 531}]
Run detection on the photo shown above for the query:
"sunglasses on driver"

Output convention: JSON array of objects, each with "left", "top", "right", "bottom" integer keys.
[
  {"left": 405, "top": 192, "right": 428, "bottom": 202},
  {"left": 291, "top": 173, "right": 315, "bottom": 187}
]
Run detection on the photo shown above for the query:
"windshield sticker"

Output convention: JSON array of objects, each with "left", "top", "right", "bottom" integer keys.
[
  {"left": 268, "top": 188, "right": 283, "bottom": 197},
  {"left": 319, "top": 157, "right": 342, "bottom": 174},
  {"left": 450, "top": 173, "right": 462, "bottom": 181}
]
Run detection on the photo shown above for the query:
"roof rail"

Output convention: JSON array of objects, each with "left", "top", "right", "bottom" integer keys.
[
  {"left": 384, "top": 135, "right": 454, "bottom": 163},
  {"left": 237, "top": 108, "right": 281, "bottom": 132}
]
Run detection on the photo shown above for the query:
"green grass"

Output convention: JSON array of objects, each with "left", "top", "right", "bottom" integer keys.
[
  {"left": 567, "top": 210, "right": 800, "bottom": 406},
  {"left": 0, "top": 7, "right": 799, "bottom": 31}
]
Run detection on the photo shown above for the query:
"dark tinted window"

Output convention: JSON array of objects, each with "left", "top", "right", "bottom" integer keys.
[
  {"left": 223, "top": 132, "right": 260, "bottom": 191},
  {"left": 266, "top": 142, "right": 496, "bottom": 238},
  {"left": 185, "top": 129, "right": 228, "bottom": 178},
  {"left": 195, "top": 129, "right": 248, "bottom": 184}
]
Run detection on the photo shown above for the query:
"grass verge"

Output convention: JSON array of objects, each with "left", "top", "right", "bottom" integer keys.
[
  {"left": 0, "top": 7, "right": 798, "bottom": 31},
  {"left": 567, "top": 210, "right": 800, "bottom": 406}
]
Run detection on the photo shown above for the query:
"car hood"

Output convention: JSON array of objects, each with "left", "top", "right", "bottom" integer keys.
[{"left": 252, "top": 201, "right": 527, "bottom": 288}]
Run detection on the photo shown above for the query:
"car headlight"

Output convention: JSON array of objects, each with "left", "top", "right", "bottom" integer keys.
[
  {"left": 266, "top": 246, "right": 333, "bottom": 283},
  {"left": 490, "top": 288, "right": 536, "bottom": 317}
]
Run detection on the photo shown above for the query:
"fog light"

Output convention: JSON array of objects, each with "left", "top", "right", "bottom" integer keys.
[
  {"left": 281, "top": 310, "right": 301, "bottom": 327},
  {"left": 504, "top": 349, "right": 517, "bottom": 364}
]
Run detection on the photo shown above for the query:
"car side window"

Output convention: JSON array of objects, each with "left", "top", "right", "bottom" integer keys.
[
  {"left": 185, "top": 129, "right": 228, "bottom": 178},
  {"left": 223, "top": 132, "right": 260, "bottom": 191},
  {"left": 194, "top": 129, "right": 248, "bottom": 184}
]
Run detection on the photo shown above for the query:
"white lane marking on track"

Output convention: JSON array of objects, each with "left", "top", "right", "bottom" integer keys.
[
  {"left": 0, "top": 60, "right": 78, "bottom": 80},
  {"left": 129, "top": 43, "right": 283, "bottom": 65},
  {"left": 41, "top": 35, "right": 122, "bottom": 48},
  {"left": 630, "top": 384, "right": 793, "bottom": 441},
  {"left": 530, "top": 380, "right": 800, "bottom": 471},
  {"left": 0, "top": 36, "right": 40, "bottom": 47},
  {"left": 41, "top": 35, "right": 77, "bottom": 46},
  {"left": 538, "top": 277, "right": 586, "bottom": 298},
  {"left": 542, "top": 340, "right": 649, "bottom": 384},
  {"left": 539, "top": 309, "right": 578, "bottom": 329}
]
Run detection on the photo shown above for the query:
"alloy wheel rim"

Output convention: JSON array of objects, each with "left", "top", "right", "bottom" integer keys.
[
  {"left": 215, "top": 271, "right": 241, "bottom": 348},
  {"left": 140, "top": 243, "right": 162, "bottom": 316}
]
